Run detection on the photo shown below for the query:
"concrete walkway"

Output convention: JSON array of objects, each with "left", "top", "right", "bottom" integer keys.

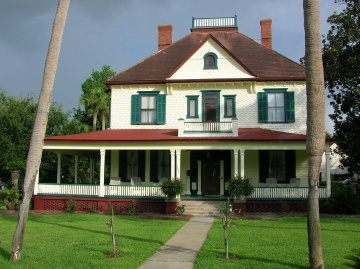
[{"left": 138, "top": 216, "right": 215, "bottom": 269}]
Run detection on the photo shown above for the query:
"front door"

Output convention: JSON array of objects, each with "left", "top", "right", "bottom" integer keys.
[{"left": 202, "top": 161, "right": 220, "bottom": 195}]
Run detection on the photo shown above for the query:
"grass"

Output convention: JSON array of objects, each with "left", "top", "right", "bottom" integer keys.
[
  {"left": 0, "top": 213, "right": 187, "bottom": 269},
  {"left": 195, "top": 217, "right": 360, "bottom": 269}
]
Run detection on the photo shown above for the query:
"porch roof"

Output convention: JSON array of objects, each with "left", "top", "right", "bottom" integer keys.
[{"left": 44, "top": 128, "right": 307, "bottom": 144}]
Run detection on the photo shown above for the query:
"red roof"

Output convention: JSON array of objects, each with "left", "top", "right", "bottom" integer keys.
[
  {"left": 44, "top": 128, "right": 307, "bottom": 144},
  {"left": 106, "top": 30, "right": 305, "bottom": 86}
]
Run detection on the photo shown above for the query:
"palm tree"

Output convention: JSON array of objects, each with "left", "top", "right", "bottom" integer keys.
[
  {"left": 303, "top": 0, "right": 325, "bottom": 268},
  {"left": 10, "top": 0, "right": 70, "bottom": 261}
]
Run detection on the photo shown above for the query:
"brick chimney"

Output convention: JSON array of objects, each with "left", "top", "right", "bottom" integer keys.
[
  {"left": 158, "top": 25, "right": 172, "bottom": 51},
  {"left": 260, "top": 19, "right": 272, "bottom": 49}
]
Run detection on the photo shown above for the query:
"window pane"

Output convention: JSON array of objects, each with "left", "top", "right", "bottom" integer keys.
[
  {"left": 269, "top": 151, "right": 286, "bottom": 182},
  {"left": 141, "top": 96, "right": 148, "bottom": 109},
  {"left": 268, "top": 92, "right": 285, "bottom": 122},
  {"left": 268, "top": 93, "right": 276, "bottom": 107},
  {"left": 127, "top": 151, "right": 138, "bottom": 179},
  {"left": 189, "top": 99, "right": 196, "bottom": 117},
  {"left": 206, "top": 55, "right": 215, "bottom": 69},
  {"left": 148, "top": 96, "right": 156, "bottom": 109},
  {"left": 275, "top": 93, "right": 284, "bottom": 106},
  {"left": 226, "top": 98, "right": 233, "bottom": 117}
]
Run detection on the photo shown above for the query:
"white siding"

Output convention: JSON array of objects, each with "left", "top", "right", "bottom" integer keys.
[
  {"left": 169, "top": 39, "right": 254, "bottom": 80},
  {"left": 110, "top": 81, "right": 307, "bottom": 135}
]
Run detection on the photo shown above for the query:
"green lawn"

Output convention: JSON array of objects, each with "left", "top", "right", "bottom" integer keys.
[
  {"left": 0, "top": 213, "right": 187, "bottom": 269},
  {"left": 195, "top": 217, "right": 360, "bottom": 269}
]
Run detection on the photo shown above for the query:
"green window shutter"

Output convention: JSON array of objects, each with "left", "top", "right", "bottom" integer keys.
[
  {"left": 131, "top": 95, "right": 140, "bottom": 124},
  {"left": 257, "top": 92, "right": 267, "bottom": 123},
  {"left": 285, "top": 150, "right": 296, "bottom": 183},
  {"left": 156, "top": 94, "right": 166, "bottom": 125},
  {"left": 285, "top": 92, "right": 295, "bottom": 123},
  {"left": 258, "top": 150, "right": 269, "bottom": 183}
]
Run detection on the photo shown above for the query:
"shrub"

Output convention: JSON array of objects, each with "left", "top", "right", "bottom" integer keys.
[
  {"left": 4, "top": 189, "right": 21, "bottom": 210},
  {"left": 64, "top": 198, "right": 79, "bottom": 213},
  {"left": 160, "top": 179, "right": 184, "bottom": 199},
  {"left": 227, "top": 176, "right": 254, "bottom": 198},
  {"left": 321, "top": 182, "right": 360, "bottom": 214},
  {"left": 176, "top": 204, "right": 186, "bottom": 216},
  {"left": 129, "top": 201, "right": 138, "bottom": 215}
]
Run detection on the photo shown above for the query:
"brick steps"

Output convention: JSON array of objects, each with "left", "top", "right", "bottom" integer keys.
[{"left": 179, "top": 200, "right": 225, "bottom": 216}]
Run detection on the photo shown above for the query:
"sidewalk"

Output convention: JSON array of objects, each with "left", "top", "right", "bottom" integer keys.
[{"left": 138, "top": 216, "right": 214, "bottom": 269}]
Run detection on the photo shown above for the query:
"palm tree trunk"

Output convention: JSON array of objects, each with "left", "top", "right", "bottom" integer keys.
[
  {"left": 10, "top": 0, "right": 70, "bottom": 261},
  {"left": 92, "top": 111, "right": 98, "bottom": 131},
  {"left": 303, "top": 0, "right": 325, "bottom": 268}
]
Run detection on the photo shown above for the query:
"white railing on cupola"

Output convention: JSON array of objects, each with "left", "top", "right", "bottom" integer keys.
[{"left": 192, "top": 16, "right": 237, "bottom": 29}]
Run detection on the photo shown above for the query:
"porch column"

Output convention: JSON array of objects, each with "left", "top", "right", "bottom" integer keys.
[
  {"left": 233, "top": 149, "right": 239, "bottom": 177},
  {"left": 325, "top": 148, "right": 331, "bottom": 198},
  {"left": 176, "top": 149, "right": 181, "bottom": 179},
  {"left": 74, "top": 156, "right": 78, "bottom": 184},
  {"left": 34, "top": 171, "right": 39, "bottom": 195},
  {"left": 170, "top": 149, "right": 176, "bottom": 179},
  {"left": 240, "top": 149, "right": 245, "bottom": 178},
  {"left": 57, "top": 152, "right": 61, "bottom": 184},
  {"left": 220, "top": 160, "right": 224, "bottom": 195},
  {"left": 99, "top": 149, "right": 106, "bottom": 197},
  {"left": 197, "top": 160, "right": 201, "bottom": 195}
]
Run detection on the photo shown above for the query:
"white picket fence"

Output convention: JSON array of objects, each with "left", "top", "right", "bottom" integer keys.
[{"left": 37, "top": 184, "right": 326, "bottom": 199}]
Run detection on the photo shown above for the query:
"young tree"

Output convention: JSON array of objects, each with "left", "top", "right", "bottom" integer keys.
[
  {"left": 323, "top": 0, "right": 360, "bottom": 175},
  {"left": 303, "top": 0, "right": 325, "bottom": 268},
  {"left": 10, "top": 0, "right": 70, "bottom": 261}
]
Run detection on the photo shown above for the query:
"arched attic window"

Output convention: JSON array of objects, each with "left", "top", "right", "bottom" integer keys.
[{"left": 203, "top": 52, "right": 218, "bottom": 69}]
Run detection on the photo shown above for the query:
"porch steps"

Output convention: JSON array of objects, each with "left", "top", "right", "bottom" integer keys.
[{"left": 179, "top": 200, "right": 224, "bottom": 216}]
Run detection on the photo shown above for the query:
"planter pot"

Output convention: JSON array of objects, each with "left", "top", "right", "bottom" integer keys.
[
  {"left": 233, "top": 199, "right": 247, "bottom": 215},
  {"left": 165, "top": 198, "right": 179, "bottom": 214}
]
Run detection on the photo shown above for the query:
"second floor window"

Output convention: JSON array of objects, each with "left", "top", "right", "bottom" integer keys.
[
  {"left": 131, "top": 92, "right": 166, "bottom": 125},
  {"left": 141, "top": 95, "right": 156, "bottom": 123},
  {"left": 257, "top": 89, "right": 295, "bottom": 123},
  {"left": 224, "top": 95, "right": 236, "bottom": 118}
]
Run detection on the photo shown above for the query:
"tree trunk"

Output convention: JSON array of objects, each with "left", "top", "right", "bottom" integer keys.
[
  {"left": 303, "top": 0, "right": 325, "bottom": 268},
  {"left": 10, "top": 0, "right": 70, "bottom": 261}
]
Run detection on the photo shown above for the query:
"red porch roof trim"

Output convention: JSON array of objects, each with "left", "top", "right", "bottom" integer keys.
[{"left": 44, "top": 128, "right": 307, "bottom": 144}]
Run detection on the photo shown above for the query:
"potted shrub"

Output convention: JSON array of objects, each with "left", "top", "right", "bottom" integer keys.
[
  {"left": 160, "top": 179, "right": 184, "bottom": 214},
  {"left": 227, "top": 176, "right": 254, "bottom": 201}
]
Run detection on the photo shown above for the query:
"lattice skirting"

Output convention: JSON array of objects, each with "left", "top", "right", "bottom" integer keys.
[
  {"left": 246, "top": 200, "right": 307, "bottom": 213},
  {"left": 34, "top": 196, "right": 165, "bottom": 214},
  {"left": 34, "top": 196, "right": 307, "bottom": 214}
]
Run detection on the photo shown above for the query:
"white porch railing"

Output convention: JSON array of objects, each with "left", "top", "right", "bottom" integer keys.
[
  {"left": 184, "top": 122, "right": 232, "bottom": 132},
  {"left": 37, "top": 184, "right": 327, "bottom": 199},
  {"left": 37, "top": 183, "right": 99, "bottom": 196},
  {"left": 105, "top": 185, "right": 164, "bottom": 197},
  {"left": 248, "top": 187, "right": 327, "bottom": 199}
]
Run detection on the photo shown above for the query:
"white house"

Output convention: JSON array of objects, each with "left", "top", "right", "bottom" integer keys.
[{"left": 33, "top": 16, "right": 332, "bottom": 213}]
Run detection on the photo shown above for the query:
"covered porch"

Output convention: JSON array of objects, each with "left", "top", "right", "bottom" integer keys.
[{"left": 34, "top": 128, "right": 332, "bottom": 212}]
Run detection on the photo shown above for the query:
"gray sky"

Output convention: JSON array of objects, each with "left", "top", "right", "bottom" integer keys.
[{"left": 0, "top": 0, "right": 344, "bottom": 133}]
